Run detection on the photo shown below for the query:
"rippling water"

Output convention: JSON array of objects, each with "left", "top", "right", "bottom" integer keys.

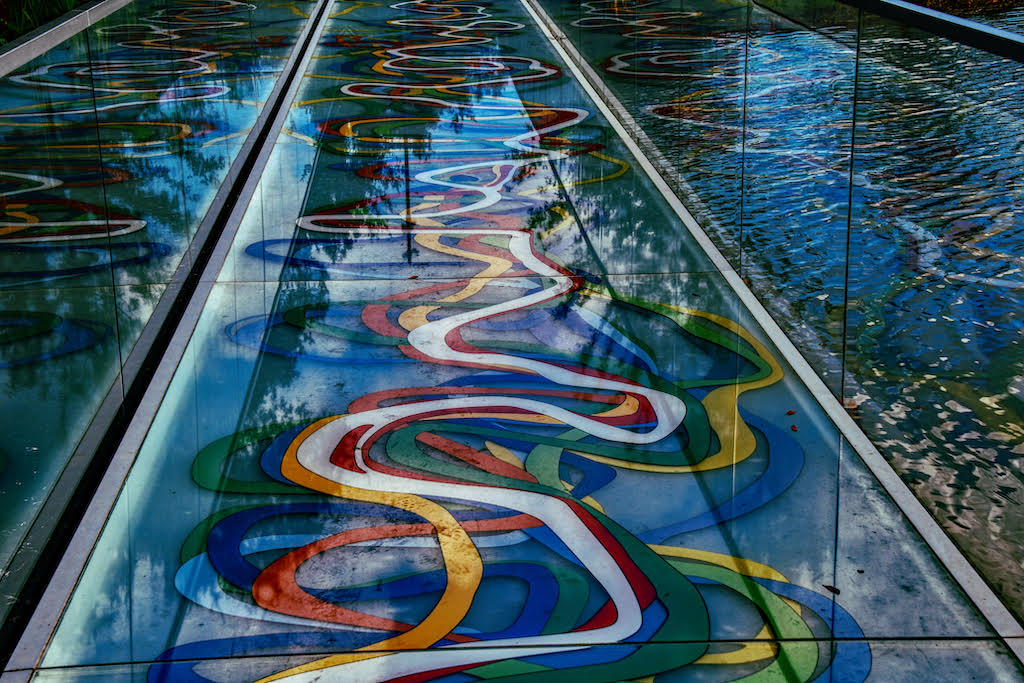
[{"left": 539, "top": 0, "right": 1024, "bottom": 617}]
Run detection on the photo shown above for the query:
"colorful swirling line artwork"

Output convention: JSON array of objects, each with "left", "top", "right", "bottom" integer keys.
[
  {"left": 165, "top": 269, "right": 871, "bottom": 681},
  {"left": 3, "top": 0, "right": 267, "bottom": 118},
  {"left": 0, "top": 0, "right": 312, "bottom": 246},
  {"left": 154, "top": 1, "right": 870, "bottom": 681}
]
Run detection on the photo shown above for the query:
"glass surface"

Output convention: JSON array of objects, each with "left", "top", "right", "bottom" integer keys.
[
  {"left": 738, "top": 2, "right": 856, "bottom": 395},
  {"left": 223, "top": 8, "right": 719, "bottom": 285},
  {"left": 33, "top": 1, "right": 1020, "bottom": 680},
  {"left": 535, "top": 0, "right": 858, "bottom": 392},
  {"left": 0, "top": 28, "right": 113, "bottom": 292},
  {"left": 0, "top": 26, "right": 120, "bottom": 605},
  {"left": 538, "top": 0, "right": 749, "bottom": 264}
]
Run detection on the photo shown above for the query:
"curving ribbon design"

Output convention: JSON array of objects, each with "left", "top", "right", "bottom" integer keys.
[
  {"left": 1, "top": 0, "right": 262, "bottom": 119},
  {"left": 157, "top": 1, "right": 869, "bottom": 681}
]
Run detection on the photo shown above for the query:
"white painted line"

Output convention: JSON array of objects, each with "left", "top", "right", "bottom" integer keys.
[
  {"left": 0, "top": 0, "right": 134, "bottom": 78},
  {"left": 520, "top": 0, "right": 1024, "bottom": 660},
  {"left": 6, "top": 0, "right": 337, "bottom": 671}
]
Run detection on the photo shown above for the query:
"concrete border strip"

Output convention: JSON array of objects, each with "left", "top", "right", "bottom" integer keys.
[
  {"left": 4, "top": 0, "right": 336, "bottom": 672},
  {"left": 519, "top": 0, "right": 1024, "bottom": 660}
]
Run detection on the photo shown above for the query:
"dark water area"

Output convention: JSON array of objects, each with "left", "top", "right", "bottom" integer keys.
[{"left": 539, "top": 0, "right": 1024, "bottom": 619}]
